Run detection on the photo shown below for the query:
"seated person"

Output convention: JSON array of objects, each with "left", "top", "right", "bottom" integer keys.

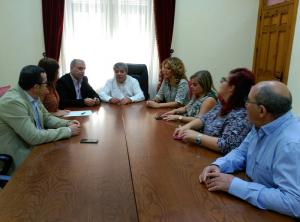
[
  {"left": 200, "top": 81, "right": 300, "bottom": 218},
  {"left": 38, "top": 57, "right": 70, "bottom": 117},
  {"left": 174, "top": 68, "right": 255, "bottom": 154},
  {"left": 146, "top": 57, "right": 189, "bottom": 108},
  {"left": 0, "top": 65, "right": 80, "bottom": 171},
  {"left": 161, "top": 70, "right": 217, "bottom": 123},
  {"left": 56, "top": 59, "right": 100, "bottom": 108},
  {"left": 98, "top": 62, "right": 145, "bottom": 104}
]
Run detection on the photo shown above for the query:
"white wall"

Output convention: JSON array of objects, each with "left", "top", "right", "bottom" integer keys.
[
  {"left": 172, "top": 0, "right": 259, "bottom": 88},
  {"left": 287, "top": 2, "right": 300, "bottom": 115},
  {"left": 0, "top": 0, "right": 44, "bottom": 87},
  {"left": 172, "top": 0, "right": 300, "bottom": 115},
  {"left": 0, "top": 0, "right": 299, "bottom": 115}
]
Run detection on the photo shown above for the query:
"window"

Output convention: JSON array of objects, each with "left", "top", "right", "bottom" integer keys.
[{"left": 60, "top": 0, "right": 159, "bottom": 96}]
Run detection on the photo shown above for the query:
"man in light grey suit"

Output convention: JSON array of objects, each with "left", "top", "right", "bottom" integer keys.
[{"left": 0, "top": 65, "right": 81, "bottom": 172}]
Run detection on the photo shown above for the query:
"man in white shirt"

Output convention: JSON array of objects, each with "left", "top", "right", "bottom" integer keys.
[{"left": 99, "top": 62, "right": 145, "bottom": 104}]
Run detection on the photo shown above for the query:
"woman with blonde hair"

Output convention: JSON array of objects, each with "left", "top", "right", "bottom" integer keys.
[
  {"left": 174, "top": 68, "right": 255, "bottom": 154},
  {"left": 162, "top": 70, "right": 217, "bottom": 123},
  {"left": 146, "top": 57, "right": 189, "bottom": 108}
]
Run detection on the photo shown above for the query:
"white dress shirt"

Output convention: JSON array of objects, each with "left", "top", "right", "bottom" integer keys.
[
  {"left": 70, "top": 74, "right": 82, "bottom": 99},
  {"left": 98, "top": 75, "right": 145, "bottom": 102}
]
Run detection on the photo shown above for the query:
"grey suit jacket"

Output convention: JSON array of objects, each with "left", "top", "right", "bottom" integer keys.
[{"left": 0, "top": 86, "right": 72, "bottom": 172}]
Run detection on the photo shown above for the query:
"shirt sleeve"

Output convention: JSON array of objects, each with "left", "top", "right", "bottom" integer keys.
[
  {"left": 212, "top": 133, "right": 250, "bottom": 173},
  {"left": 98, "top": 80, "right": 113, "bottom": 102},
  {"left": 154, "top": 80, "right": 165, "bottom": 102},
  {"left": 40, "top": 103, "right": 70, "bottom": 128},
  {"left": 200, "top": 104, "right": 219, "bottom": 122},
  {"left": 0, "top": 99, "right": 71, "bottom": 146},
  {"left": 82, "top": 76, "right": 100, "bottom": 99},
  {"left": 217, "top": 110, "right": 251, "bottom": 154},
  {"left": 129, "top": 78, "right": 145, "bottom": 102},
  {"left": 175, "top": 80, "right": 189, "bottom": 105},
  {"left": 228, "top": 141, "right": 300, "bottom": 217}
]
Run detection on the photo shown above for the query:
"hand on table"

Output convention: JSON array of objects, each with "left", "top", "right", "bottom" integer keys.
[
  {"left": 84, "top": 98, "right": 96, "bottom": 106},
  {"left": 69, "top": 124, "right": 81, "bottom": 136},
  {"left": 120, "top": 97, "right": 132, "bottom": 105},
  {"left": 53, "top": 109, "right": 70, "bottom": 117},
  {"left": 109, "top": 98, "right": 121, "bottom": 104},
  {"left": 163, "top": 114, "right": 180, "bottom": 121},
  {"left": 146, "top": 100, "right": 160, "bottom": 108},
  {"left": 68, "top": 120, "right": 80, "bottom": 127}
]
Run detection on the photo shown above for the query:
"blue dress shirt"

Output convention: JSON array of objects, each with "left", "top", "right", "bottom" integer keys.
[
  {"left": 213, "top": 111, "right": 300, "bottom": 218},
  {"left": 24, "top": 91, "right": 42, "bottom": 130}
]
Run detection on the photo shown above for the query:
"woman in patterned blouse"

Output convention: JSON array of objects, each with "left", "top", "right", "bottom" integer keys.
[
  {"left": 146, "top": 57, "right": 190, "bottom": 108},
  {"left": 161, "top": 70, "right": 217, "bottom": 123},
  {"left": 174, "top": 68, "right": 255, "bottom": 154},
  {"left": 38, "top": 57, "right": 70, "bottom": 117}
]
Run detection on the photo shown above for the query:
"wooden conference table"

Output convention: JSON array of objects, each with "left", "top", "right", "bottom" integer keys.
[{"left": 0, "top": 103, "right": 295, "bottom": 222}]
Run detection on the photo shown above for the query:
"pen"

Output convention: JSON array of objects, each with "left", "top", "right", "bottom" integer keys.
[{"left": 81, "top": 112, "right": 85, "bottom": 115}]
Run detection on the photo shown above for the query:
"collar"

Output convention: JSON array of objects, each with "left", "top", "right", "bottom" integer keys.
[
  {"left": 21, "top": 87, "right": 39, "bottom": 104},
  {"left": 114, "top": 76, "right": 128, "bottom": 85},
  {"left": 70, "top": 73, "right": 83, "bottom": 85},
  {"left": 257, "top": 111, "right": 293, "bottom": 136}
]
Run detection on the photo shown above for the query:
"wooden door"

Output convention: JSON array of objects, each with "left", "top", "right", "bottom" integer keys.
[{"left": 253, "top": 0, "right": 298, "bottom": 83}]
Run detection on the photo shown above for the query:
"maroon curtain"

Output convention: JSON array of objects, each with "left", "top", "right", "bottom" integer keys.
[
  {"left": 153, "top": 0, "right": 176, "bottom": 90},
  {"left": 41, "top": 0, "right": 65, "bottom": 61}
]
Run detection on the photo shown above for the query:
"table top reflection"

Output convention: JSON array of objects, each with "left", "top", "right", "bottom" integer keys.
[{"left": 0, "top": 103, "right": 295, "bottom": 222}]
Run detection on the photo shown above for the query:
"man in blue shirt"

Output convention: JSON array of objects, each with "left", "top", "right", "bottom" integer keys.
[{"left": 199, "top": 81, "right": 300, "bottom": 218}]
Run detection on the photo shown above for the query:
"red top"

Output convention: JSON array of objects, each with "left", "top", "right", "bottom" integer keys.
[{"left": 42, "top": 84, "right": 60, "bottom": 112}]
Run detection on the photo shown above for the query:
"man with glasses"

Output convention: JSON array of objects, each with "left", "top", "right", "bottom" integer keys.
[
  {"left": 0, "top": 65, "right": 81, "bottom": 172},
  {"left": 200, "top": 81, "right": 300, "bottom": 217}
]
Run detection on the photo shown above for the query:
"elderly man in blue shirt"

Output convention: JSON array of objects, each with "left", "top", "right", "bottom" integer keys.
[{"left": 200, "top": 81, "right": 300, "bottom": 218}]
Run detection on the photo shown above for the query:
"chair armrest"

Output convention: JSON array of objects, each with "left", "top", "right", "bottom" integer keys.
[
  {"left": 0, "top": 154, "right": 13, "bottom": 175},
  {"left": 0, "top": 175, "right": 11, "bottom": 188}
]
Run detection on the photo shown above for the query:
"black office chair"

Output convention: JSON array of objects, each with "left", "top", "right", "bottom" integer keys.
[
  {"left": 0, "top": 154, "right": 13, "bottom": 188},
  {"left": 127, "top": 63, "right": 149, "bottom": 100}
]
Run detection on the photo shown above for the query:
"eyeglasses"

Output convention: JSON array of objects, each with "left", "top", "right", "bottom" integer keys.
[
  {"left": 220, "top": 77, "right": 228, "bottom": 83},
  {"left": 38, "top": 82, "right": 49, "bottom": 86},
  {"left": 244, "top": 98, "right": 259, "bottom": 105}
]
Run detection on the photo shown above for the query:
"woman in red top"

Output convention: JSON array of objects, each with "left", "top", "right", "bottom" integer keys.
[{"left": 38, "top": 57, "right": 70, "bottom": 117}]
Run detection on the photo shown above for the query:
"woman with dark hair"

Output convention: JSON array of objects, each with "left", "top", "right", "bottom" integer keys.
[
  {"left": 146, "top": 57, "right": 190, "bottom": 108},
  {"left": 173, "top": 68, "right": 255, "bottom": 154},
  {"left": 161, "top": 70, "right": 217, "bottom": 123},
  {"left": 38, "top": 57, "right": 70, "bottom": 117}
]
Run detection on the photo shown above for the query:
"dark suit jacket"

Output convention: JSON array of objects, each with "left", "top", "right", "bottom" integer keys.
[{"left": 56, "top": 73, "right": 100, "bottom": 108}]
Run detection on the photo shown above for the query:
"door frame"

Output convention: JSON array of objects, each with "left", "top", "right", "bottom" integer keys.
[{"left": 252, "top": 0, "right": 299, "bottom": 83}]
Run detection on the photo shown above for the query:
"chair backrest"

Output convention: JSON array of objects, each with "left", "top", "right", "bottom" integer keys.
[
  {"left": 127, "top": 63, "right": 149, "bottom": 100},
  {"left": 0, "top": 154, "right": 13, "bottom": 175},
  {"left": 0, "top": 154, "right": 13, "bottom": 188},
  {"left": 0, "top": 85, "right": 11, "bottom": 97}
]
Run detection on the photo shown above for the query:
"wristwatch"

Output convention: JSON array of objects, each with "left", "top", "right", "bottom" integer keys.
[
  {"left": 195, "top": 133, "right": 203, "bottom": 145},
  {"left": 178, "top": 116, "right": 183, "bottom": 121}
]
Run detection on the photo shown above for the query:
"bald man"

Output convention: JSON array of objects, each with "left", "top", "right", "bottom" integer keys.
[
  {"left": 56, "top": 59, "right": 100, "bottom": 108},
  {"left": 200, "top": 81, "right": 300, "bottom": 217}
]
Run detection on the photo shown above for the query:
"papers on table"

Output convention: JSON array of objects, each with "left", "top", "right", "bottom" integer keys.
[{"left": 64, "top": 110, "right": 93, "bottom": 117}]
